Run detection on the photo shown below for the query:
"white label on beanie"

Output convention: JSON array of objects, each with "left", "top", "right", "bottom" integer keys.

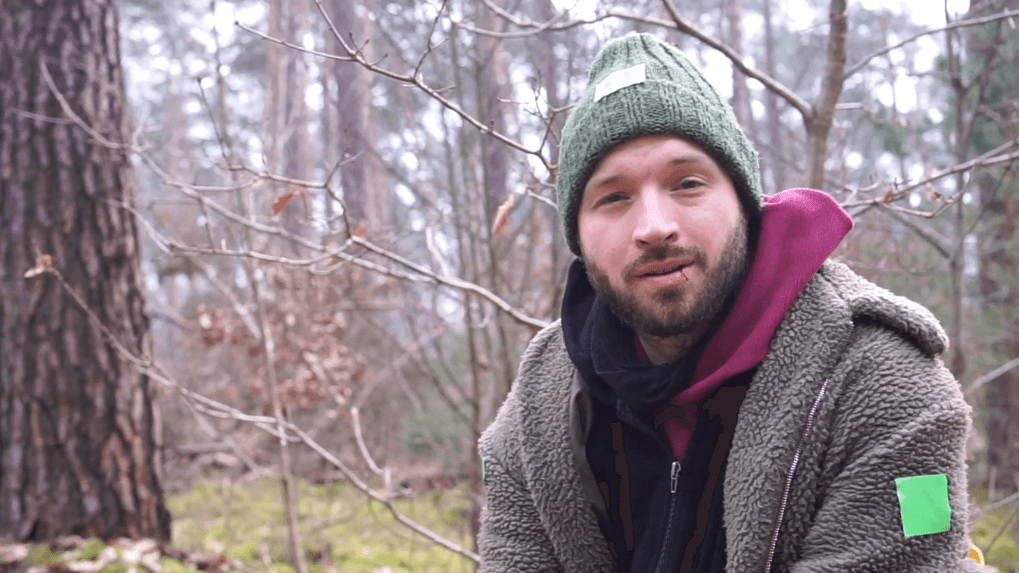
[{"left": 594, "top": 64, "right": 646, "bottom": 102}]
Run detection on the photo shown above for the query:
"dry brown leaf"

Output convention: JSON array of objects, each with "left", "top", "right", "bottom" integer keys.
[
  {"left": 24, "top": 254, "right": 54, "bottom": 278},
  {"left": 491, "top": 193, "right": 516, "bottom": 236},
  {"left": 271, "top": 192, "right": 293, "bottom": 215}
]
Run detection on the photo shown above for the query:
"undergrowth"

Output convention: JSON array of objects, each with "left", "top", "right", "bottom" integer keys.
[
  {"left": 167, "top": 478, "right": 475, "bottom": 573},
  {"left": 970, "top": 498, "right": 1019, "bottom": 573}
]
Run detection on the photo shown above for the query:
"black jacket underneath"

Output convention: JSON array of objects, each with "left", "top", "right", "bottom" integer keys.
[{"left": 584, "top": 372, "right": 750, "bottom": 573}]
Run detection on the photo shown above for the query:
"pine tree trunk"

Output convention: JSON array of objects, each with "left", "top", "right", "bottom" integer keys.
[{"left": 0, "top": 0, "right": 170, "bottom": 542}]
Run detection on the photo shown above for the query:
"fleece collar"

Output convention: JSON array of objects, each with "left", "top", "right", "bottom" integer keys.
[{"left": 562, "top": 188, "right": 854, "bottom": 459}]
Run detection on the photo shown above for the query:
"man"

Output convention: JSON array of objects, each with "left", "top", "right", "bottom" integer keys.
[{"left": 477, "top": 34, "right": 987, "bottom": 572}]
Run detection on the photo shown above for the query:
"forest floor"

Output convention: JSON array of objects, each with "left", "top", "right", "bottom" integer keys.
[
  {"left": 0, "top": 478, "right": 474, "bottom": 573},
  {"left": 1, "top": 479, "right": 1016, "bottom": 572}
]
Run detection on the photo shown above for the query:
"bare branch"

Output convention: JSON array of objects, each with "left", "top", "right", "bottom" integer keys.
[
  {"left": 238, "top": 13, "right": 551, "bottom": 170},
  {"left": 28, "top": 258, "right": 480, "bottom": 564},
  {"left": 40, "top": 61, "right": 129, "bottom": 150},
  {"left": 660, "top": 0, "right": 813, "bottom": 119},
  {"left": 287, "top": 423, "right": 481, "bottom": 563},
  {"left": 349, "top": 236, "right": 550, "bottom": 330},
  {"left": 351, "top": 407, "right": 391, "bottom": 489},
  {"left": 44, "top": 56, "right": 556, "bottom": 334},
  {"left": 965, "top": 356, "right": 1019, "bottom": 397},
  {"left": 844, "top": 8, "right": 1019, "bottom": 79},
  {"left": 877, "top": 205, "right": 952, "bottom": 259},
  {"left": 843, "top": 139, "right": 1019, "bottom": 216}
]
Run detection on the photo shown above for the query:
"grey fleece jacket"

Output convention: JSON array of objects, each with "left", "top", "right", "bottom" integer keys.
[{"left": 478, "top": 260, "right": 987, "bottom": 573}]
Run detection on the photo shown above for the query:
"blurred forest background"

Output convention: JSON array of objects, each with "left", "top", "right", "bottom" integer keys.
[{"left": 2, "top": 0, "right": 1019, "bottom": 571}]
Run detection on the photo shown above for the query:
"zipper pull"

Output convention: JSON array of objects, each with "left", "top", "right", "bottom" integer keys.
[{"left": 670, "top": 461, "right": 681, "bottom": 494}]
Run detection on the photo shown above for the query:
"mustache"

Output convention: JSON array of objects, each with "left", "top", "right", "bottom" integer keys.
[{"left": 623, "top": 245, "right": 706, "bottom": 279}]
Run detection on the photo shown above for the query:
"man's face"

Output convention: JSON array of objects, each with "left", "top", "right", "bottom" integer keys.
[{"left": 577, "top": 135, "right": 749, "bottom": 338}]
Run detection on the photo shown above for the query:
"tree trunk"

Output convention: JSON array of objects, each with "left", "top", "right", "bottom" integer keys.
[
  {"left": 725, "top": 0, "right": 755, "bottom": 137},
  {"left": 534, "top": 0, "right": 570, "bottom": 319},
  {"left": 266, "top": 0, "right": 312, "bottom": 238},
  {"left": 0, "top": 0, "right": 170, "bottom": 542},
  {"left": 475, "top": 0, "right": 510, "bottom": 221},
  {"left": 977, "top": 171, "right": 1019, "bottom": 494},
  {"left": 761, "top": 0, "right": 787, "bottom": 194},
  {"left": 805, "top": 0, "right": 848, "bottom": 190},
  {"left": 325, "top": 0, "right": 384, "bottom": 233},
  {"left": 969, "top": 0, "right": 1019, "bottom": 499}
]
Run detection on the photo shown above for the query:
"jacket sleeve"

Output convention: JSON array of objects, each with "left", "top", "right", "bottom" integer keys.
[
  {"left": 477, "top": 390, "right": 566, "bottom": 573},
  {"left": 788, "top": 325, "right": 991, "bottom": 573}
]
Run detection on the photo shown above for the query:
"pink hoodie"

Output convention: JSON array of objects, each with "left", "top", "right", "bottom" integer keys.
[{"left": 659, "top": 188, "right": 853, "bottom": 460}]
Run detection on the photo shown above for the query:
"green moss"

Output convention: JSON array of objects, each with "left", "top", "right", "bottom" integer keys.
[
  {"left": 97, "top": 562, "right": 129, "bottom": 573},
  {"left": 272, "top": 562, "right": 296, "bottom": 573},
  {"left": 970, "top": 504, "right": 1019, "bottom": 572},
  {"left": 161, "top": 556, "right": 205, "bottom": 573},
  {"left": 77, "top": 538, "right": 107, "bottom": 561},
  {"left": 24, "top": 545, "right": 59, "bottom": 565},
  {"left": 168, "top": 478, "right": 476, "bottom": 573}
]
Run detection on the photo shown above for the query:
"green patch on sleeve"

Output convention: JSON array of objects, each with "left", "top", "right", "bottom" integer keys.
[{"left": 895, "top": 474, "right": 951, "bottom": 537}]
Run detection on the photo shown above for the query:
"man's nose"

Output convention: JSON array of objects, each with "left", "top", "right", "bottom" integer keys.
[{"left": 632, "top": 191, "right": 679, "bottom": 247}]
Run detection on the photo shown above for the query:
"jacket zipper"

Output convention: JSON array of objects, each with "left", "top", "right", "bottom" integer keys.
[
  {"left": 654, "top": 461, "right": 682, "bottom": 573},
  {"left": 763, "top": 377, "right": 833, "bottom": 573}
]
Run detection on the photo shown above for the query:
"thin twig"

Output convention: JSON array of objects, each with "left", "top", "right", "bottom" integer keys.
[
  {"left": 41, "top": 52, "right": 551, "bottom": 332},
  {"left": 843, "top": 142, "right": 1019, "bottom": 217},
  {"left": 39, "top": 61, "right": 128, "bottom": 150},
  {"left": 237, "top": 14, "right": 551, "bottom": 170},
  {"left": 965, "top": 356, "right": 1019, "bottom": 397},
  {"left": 350, "top": 236, "right": 549, "bottom": 330},
  {"left": 661, "top": 0, "right": 813, "bottom": 119},
  {"left": 979, "top": 494, "right": 1019, "bottom": 557},
  {"left": 26, "top": 258, "right": 479, "bottom": 564},
  {"left": 844, "top": 8, "right": 1019, "bottom": 79},
  {"left": 973, "top": 490, "right": 1019, "bottom": 518}
]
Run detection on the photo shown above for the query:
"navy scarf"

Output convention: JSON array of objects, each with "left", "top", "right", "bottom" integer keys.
[{"left": 561, "top": 259, "right": 701, "bottom": 413}]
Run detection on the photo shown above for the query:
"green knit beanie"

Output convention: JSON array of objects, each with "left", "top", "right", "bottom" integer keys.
[{"left": 557, "top": 33, "right": 762, "bottom": 257}]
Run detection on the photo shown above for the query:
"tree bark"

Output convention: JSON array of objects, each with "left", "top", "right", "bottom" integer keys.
[
  {"left": 325, "top": 0, "right": 383, "bottom": 232},
  {"left": 475, "top": 0, "right": 511, "bottom": 221},
  {"left": 805, "top": 0, "right": 848, "bottom": 190},
  {"left": 266, "top": 0, "right": 313, "bottom": 238},
  {"left": 534, "top": 0, "right": 570, "bottom": 319},
  {"left": 762, "top": 0, "right": 787, "bottom": 193},
  {"left": 0, "top": 0, "right": 170, "bottom": 542},
  {"left": 725, "top": 0, "right": 755, "bottom": 137},
  {"left": 969, "top": 0, "right": 1019, "bottom": 500}
]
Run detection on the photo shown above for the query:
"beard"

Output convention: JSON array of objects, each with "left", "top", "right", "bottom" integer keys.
[{"left": 584, "top": 218, "right": 749, "bottom": 338}]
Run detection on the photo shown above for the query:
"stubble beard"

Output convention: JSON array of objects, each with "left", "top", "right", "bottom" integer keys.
[{"left": 584, "top": 218, "right": 750, "bottom": 339}]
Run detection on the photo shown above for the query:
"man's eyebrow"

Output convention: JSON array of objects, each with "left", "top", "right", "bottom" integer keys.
[{"left": 586, "top": 154, "right": 708, "bottom": 190}]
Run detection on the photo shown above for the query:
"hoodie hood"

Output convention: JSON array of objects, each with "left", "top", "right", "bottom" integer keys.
[{"left": 562, "top": 188, "right": 854, "bottom": 459}]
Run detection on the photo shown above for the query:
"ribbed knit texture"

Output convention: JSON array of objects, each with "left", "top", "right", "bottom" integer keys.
[{"left": 557, "top": 33, "right": 762, "bottom": 256}]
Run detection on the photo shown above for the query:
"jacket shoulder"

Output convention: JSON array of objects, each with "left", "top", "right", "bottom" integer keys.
[
  {"left": 817, "top": 260, "right": 949, "bottom": 357},
  {"left": 479, "top": 320, "right": 574, "bottom": 461}
]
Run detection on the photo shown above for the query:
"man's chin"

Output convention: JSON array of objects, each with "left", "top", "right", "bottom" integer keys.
[{"left": 634, "top": 315, "right": 704, "bottom": 339}]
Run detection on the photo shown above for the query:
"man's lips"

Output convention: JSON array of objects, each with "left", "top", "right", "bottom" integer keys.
[{"left": 631, "top": 260, "right": 693, "bottom": 280}]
